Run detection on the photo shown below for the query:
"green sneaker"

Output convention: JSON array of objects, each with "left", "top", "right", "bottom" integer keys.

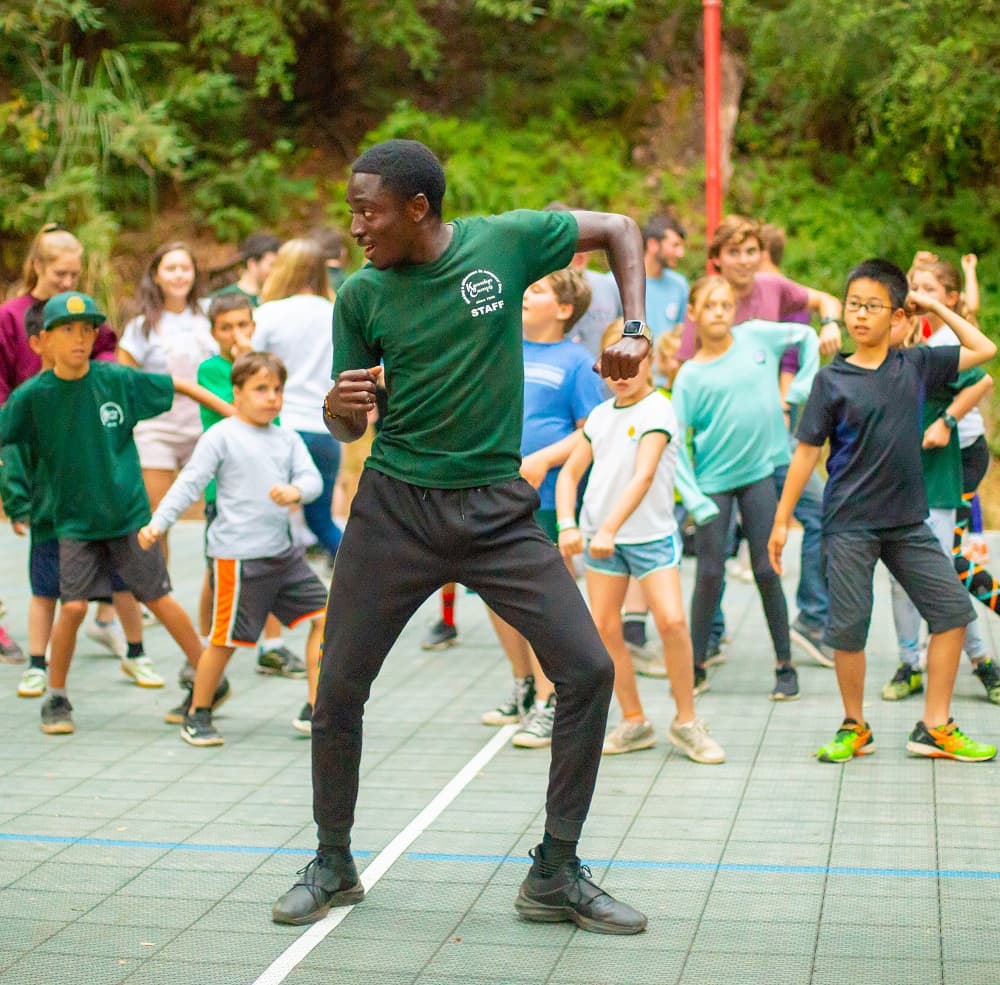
[
  {"left": 973, "top": 659, "right": 1000, "bottom": 705},
  {"left": 881, "top": 663, "right": 923, "bottom": 701},
  {"left": 816, "top": 719, "right": 875, "bottom": 763},
  {"left": 907, "top": 719, "right": 997, "bottom": 762}
]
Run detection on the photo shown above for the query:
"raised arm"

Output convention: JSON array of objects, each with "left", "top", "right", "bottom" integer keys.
[
  {"left": 571, "top": 211, "right": 650, "bottom": 381},
  {"left": 908, "top": 290, "right": 996, "bottom": 370},
  {"left": 922, "top": 374, "right": 993, "bottom": 449},
  {"left": 172, "top": 378, "right": 234, "bottom": 420},
  {"left": 806, "top": 288, "right": 844, "bottom": 356}
]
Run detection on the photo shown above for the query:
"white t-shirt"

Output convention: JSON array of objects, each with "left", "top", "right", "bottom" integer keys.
[
  {"left": 252, "top": 294, "right": 335, "bottom": 433},
  {"left": 580, "top": 390, "right": 679, "bottom": 544},
  {"left": 120, "top": 306, "right": 216, "bottom": 437},
  {"left": 927, "top": 325, "right": 985, "bottom": 448}
]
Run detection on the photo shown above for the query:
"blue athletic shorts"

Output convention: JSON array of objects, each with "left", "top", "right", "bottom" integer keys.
[{"left": 585, "top": 531, "right": 682, "bottom": 580}]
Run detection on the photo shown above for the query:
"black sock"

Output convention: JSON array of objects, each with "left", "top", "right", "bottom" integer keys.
[
  {"left": 622, "top": 613, "right": 647, "bottom": 648},
  {"left": 30, "top": 653, "right": 46, "bottom": 670},
  {"left": 537, "top": 832, "right": 578, "bottom": 875},
  {"left": 127, "top": 641, "right": 144, "bottom": 659}
]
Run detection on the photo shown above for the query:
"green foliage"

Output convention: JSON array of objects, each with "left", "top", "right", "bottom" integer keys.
[{"left": 190, "top": 140, "right": 316, "bottom": 241}]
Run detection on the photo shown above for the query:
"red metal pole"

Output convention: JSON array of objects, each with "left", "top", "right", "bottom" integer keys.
[{"left": 703, "top": 0, "right": 722, "bottom": 267}]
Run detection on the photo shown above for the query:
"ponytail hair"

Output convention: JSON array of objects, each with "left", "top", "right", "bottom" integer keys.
[{"left": 22, "top": 223, "right": 83, "bottom": 293}]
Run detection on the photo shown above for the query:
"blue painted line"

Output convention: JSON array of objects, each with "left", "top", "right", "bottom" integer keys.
[{"left": 1, "top": 832, "right": 998, "bottom": 881}]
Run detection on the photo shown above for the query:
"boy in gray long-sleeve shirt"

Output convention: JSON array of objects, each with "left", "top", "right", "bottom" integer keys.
[{"left": 140, "top": 352, "right": 329, "bottom": 747}]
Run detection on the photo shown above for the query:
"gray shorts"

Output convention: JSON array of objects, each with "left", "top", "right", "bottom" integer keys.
[
  {"left": 824, "top": 523, "right": 974, "bottom": 652},
  {"left": 59, "top": 533, "right": 172, "bottom": 604},
  {"left": 209, "top": 548, "right": 328, "bottom": 647}
]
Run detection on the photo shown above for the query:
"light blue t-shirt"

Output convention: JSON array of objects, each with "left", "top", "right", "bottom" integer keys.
[
  {"left": 671, "top": 320, "right": 819, "bottom": 494},
  {"left": 645, "top": 269, "right": 689, "bottom": 341},
  {"left": 572, "top": 270, "right": 624, "bottom": 357},
  {"left": 522, "top": 338, "right": 605, "bottom": 509}
]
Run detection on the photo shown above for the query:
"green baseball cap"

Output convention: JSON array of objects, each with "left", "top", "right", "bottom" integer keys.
[{"left": 42, "top": 292, "right": 105, "bottom": 331}]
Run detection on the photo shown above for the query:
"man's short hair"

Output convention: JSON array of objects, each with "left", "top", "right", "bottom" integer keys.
[
  {"left": 544, "top": 268, "right": 593, "bottom": 333},
  {"left": 240, "top": 233, "right": 281, "bottom": 262},
  {"left": 641, "top": 215, "right": 686, "bottom": 246},
  {"left": 845, "top": 259, "right": 909, "bottom": 312},
  {"left": 208, "top": 293, "right": 254, "bottom": 327},
  {"left": 759, "top": 223, "right": 786, "bottom": 266},
  {"left": 231, "top": 351, "right": 288, "bottom": 390},
  {"left": 352, "top": 140, "right": 446, "bottom": 218},
  {"left": 708, "top": 215, "right": 762, "bottom": 262}
]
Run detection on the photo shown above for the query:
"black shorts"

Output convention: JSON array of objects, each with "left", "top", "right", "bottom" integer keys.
[
  {"left": 208, "top": 548, "right": 327, "bottom": 647},
  {"left": 59, "top": 533, "right": 171, "bottom": 604},
  {"left": 824, "top": 523, "right": 974, "bottom": 651},
  {"left": 31, "top": 537, "right": 128, "bottom": 600}
]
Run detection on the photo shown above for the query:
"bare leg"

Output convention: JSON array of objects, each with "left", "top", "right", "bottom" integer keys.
[
  {"left": 145, "top": 594, "right": 202, "bottom": 666},
  {"left": 486, "top": 608, "right": 532, "bottom": 677},
  {"left": 306, "top": 616, "right": 324, "bottom": 706},
  {"left": 835, "top": 649, "right": 866, "bottom": 723},
  {"left": 94, "top": 600, "right": 116, "bottom": 623},
  {"left": 264, "top": 613, "right": 283, "bottom": 641},
  {"left": 141, "top": 468, "right": 177, "bottom": 566},
  {"left": 923, "top": 626, "right": 964, "bottom": 726},
  {"left": 191, "top": 643, "right": 234, "bottom": 708},
  {"left": 198, "top": 569, "right": 212, "bottom": 637},
  {"left": 48, "top": 599, "right": 88, "bottom": 689},
  {"left": 112, "top": 591, "right": 144, "bottom": 643},
  {"left": 586, "top": 569, "right": 640, "bottom": 718},
  {"left": 641, "top": 568, "right": 695, "bottom": 723},
  {"left": 28, "top": 596, "right": 58, "bottom": 656}
]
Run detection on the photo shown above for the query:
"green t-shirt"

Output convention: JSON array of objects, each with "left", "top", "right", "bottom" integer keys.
[
  {"left": 0, "top": 362, "right": 174, "bottom": 540},
  {"left": 197, "top": 354, "right": 234, "bottom": 505},
  {"left": 211, "top": 283, "right": 260, "bottom": 308},
  {"left": 922, "top": 365, "right": 985, "bottom": 509},
  {"left": 333, "top": 210, "right": 577, "bottom": 488}
]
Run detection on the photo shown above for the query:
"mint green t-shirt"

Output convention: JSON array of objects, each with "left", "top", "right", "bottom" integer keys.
[
  {"left": 333, "top": 210, "right": 578, "bottom": 488},
  {"left": 0, "top": 362, "right": 174, "bottom": 540}
]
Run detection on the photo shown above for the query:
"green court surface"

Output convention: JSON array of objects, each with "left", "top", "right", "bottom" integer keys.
[{"left": 1, "top": 522, "right": 999, "bottom": 985}]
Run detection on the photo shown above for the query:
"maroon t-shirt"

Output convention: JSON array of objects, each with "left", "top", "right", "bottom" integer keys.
[
  {"left": 679, "top": 273, "right": 811, "bottom": 362},
  {"left": 0, "top": 294, "right": 118, "bottom": 405}
]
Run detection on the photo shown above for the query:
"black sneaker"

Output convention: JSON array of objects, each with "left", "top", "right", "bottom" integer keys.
[
  {"left": 164, "top": 677, "right": 231, "bottom": 725},
  {"left": 514, "top": 850, "right": 647, "bottom": 935},
  {"left": 481, "top": 674, "right": 536, "bottom": 725},
  {"left": 178, "top": 662, "right": 195, "bottom": 690},
  {"left": 421, "top": 619, "right": 459, "bottom": 650},
  {"left": 693, "top": 663, "right": 710, "bottom": 695},
  {"left": 973, "top": 659, "right": 1000, "bottom": 705},
  {"left": 272, "top": 850, "right": 365, "bottom": 925},
  {"left": 769, "top": 664, "right": 800, "bottom": 701},
  {"left": 293, "top": 702, "right": 313, "bottom": 736},
  {"left": 257, "top": 645, "right": 307, "bottom": 679},
  {"left": 181, "top": 708, "right": 223, "bottom": 747},
  {"left": 40, "top": 694, "right": 74, "bottom": 735}
]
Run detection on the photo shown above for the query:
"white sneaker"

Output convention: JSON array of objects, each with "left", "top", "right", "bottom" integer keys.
[
  {"left": 511, "top": 696, "right": 556, "bottom": 748},
  {"left": 627, "top": 642, "right": 667, "bottom": 678},
  {"left": 17, "top": 666, "right": 47, "bottom": 698},
  {"left": 85, "top": 619, "right": 127, "bottom": 658},
  {"left": 602, "top": 719, "right": 657, "bottom": 755},
  {"left": 668, "top": 717, "right": 725, "bottom": 764},
  {"left": 120, "top": 656, "right": 165, "bottom": 688}
]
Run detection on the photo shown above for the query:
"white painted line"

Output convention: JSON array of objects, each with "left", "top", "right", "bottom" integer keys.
[{"left": 252, "top": 723, "right": 519, "bottom": 985}]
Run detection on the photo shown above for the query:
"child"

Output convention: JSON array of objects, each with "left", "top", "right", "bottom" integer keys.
[
  {"left": 672, "top": 275, "right": 819, "bottom": 699},
  {"left": 139, "top": 352, "right": 328, "bottom": 746},
  {"left": 769, "top": 259, "right": 997, "bottom": 763},
  {"left": 556, "top": 325, "right": 723, "bottom": 760},
  {"left": 482, "top": 268, "right": 605, "bottom": 748},
  {"left": 197, "top": 295, "right": 305, "bottom": 679},
  {"left": 0, "top": 292, "right": 233, "bottom": 735},
  {"left": 1, "top": 302, "right": 153, "bottom": 699}
]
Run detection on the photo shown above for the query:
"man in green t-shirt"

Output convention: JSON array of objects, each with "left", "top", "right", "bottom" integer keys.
[
  {"left": 271, "top": 139, "right": 653, "bottom": 935},
  {"left": 0, "top": 292, "right": 233, "bottom": 737}
]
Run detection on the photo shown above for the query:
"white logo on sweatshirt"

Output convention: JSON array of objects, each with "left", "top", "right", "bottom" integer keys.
[
  {"left": 99, "top": 402, "right": 124, "bottom": 428},
  {"left": 460, "top": 269, "right": 504, "bottom": 318}
]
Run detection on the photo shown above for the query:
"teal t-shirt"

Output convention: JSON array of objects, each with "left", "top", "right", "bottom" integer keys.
[
  {"left": 672, "top": 320, "right": 819, "bottom": 494},
  {"left": 333, "top": 210, "right": 578, "bottom": 488},
  {"left": 211, "top": 283, "right": 260, "bottom": 308},
  {"left": 197, "top": 353, "right": 234, "bottom": 505},
  {"left": 0, "top": 362, "right": 174, "bottom": 540}
]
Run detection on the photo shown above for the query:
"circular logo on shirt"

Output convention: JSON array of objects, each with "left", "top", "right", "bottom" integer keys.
[
  {"left": 754, "top": 349, "right": 766, "bottom": 365},
  {"left": 460, "top": 269, "right": 504, "bottom": 318},
  {"left": 99, "top": 402, "right": 124, "bottom": 428}
]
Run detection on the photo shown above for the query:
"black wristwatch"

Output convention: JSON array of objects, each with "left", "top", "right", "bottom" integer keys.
[
  {"left": 621, "top": 319, "right": 653, "bottom": 346},
  {"left": 940, "top": 411, "right": 958, "bottom": 430}
]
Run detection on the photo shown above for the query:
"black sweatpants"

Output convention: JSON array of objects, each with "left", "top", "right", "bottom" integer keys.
[{"left": 312, "top": 468, "right": 614, "bottom": 845}]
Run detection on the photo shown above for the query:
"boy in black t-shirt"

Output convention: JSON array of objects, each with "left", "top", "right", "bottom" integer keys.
[{"left": 769, "top": 259, "right": 997, "bottom": 764}]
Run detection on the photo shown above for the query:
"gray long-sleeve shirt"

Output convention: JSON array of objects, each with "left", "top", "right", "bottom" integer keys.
[{"left": 151, "top": 417, "right": 323, "bottom": 560}]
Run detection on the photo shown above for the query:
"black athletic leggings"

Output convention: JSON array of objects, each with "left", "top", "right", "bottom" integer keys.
[
  {"left": 312, "top": 468, "right": 614, "bottom": 848},
  {"left": 691, "top": 475, "right": 791, "bottom": 666}
]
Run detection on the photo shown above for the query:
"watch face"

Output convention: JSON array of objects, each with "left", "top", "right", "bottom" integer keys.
[{"left": 622, "top": 320, "right": 644, "bottom": 335}]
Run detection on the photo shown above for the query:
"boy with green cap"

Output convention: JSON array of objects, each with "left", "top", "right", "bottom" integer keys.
[{"left": 0, "top": 292, "right": 233, "bottom": 734}]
